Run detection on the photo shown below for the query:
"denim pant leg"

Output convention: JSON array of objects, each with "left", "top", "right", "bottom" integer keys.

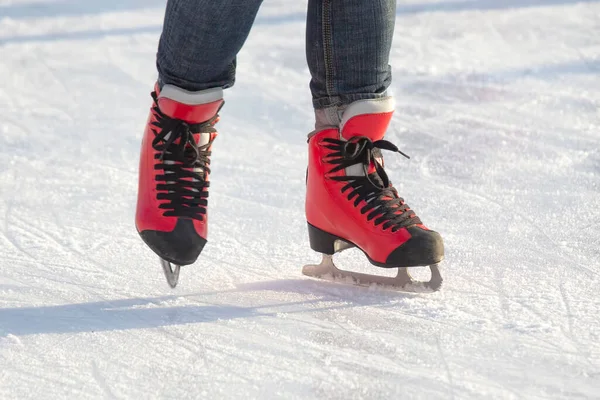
[
  {"left": 157, "top": 0, "right": 263, "bottom": 91},
  {"left": 306, "top": 0, "right": 396, "bottom": 109}
]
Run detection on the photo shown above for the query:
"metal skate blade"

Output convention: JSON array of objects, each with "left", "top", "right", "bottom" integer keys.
[
  {"left": 302, "top": 255, "right": 443, "bottom": 293},
  {"left": 160, "top": 258, "right": 181, "bottom": 289}
]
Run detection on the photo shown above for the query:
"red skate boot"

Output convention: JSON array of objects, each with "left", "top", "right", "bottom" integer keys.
[
  {"left": 136, "top": 84, "right": 223, "bottom": 288},
  {"left": 303, "top": 97, "right": 444, "bottom": 291}
]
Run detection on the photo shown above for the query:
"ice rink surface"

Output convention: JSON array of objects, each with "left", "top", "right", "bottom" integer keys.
[{"left": 0, "top": 0, "right": 599, "bottom": 398}]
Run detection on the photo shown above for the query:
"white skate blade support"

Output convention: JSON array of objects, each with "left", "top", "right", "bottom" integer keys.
[
  {"left": 160, "top": 258, "right": 181, "bottom": 289},
  {"left": 302, "top": 255, "right": 443, "bottom": 292}
]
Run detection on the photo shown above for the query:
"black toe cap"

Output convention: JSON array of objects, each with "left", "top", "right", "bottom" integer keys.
[
  {"left": 139, "top": 219, "right": 206, "bottom": 265},
  {"left": 385, "top": 226, "right": 444, "bottom": 267}
]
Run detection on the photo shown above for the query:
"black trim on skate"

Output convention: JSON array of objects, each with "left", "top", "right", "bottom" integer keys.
[
  {"left": 308, "top": 222, "right": 341, "bottom": 254},
  {"left": 139, "top": 219, "right": 206, "bottom": 266},
  {"left": 385, "top": 226, "right": 444, "bottom": 267},
  {"left": 307, "top": 223, "right": 443, "bottom": 268}
]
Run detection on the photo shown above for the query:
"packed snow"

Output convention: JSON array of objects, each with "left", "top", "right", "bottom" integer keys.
[{"left": 0, "top": 0, "right": 599, "bottom": 398}]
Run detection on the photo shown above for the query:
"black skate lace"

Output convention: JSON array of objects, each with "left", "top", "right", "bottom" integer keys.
[
  {"left": 323, "top": 136, "right": 422, "bottom": 232},
  {"left": 150, "top": 91, "right": 218, "bottom": 221}
]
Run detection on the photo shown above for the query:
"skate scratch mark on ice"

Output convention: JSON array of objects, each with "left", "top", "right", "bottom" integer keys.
[
  {"left": 436, "top": 335, "right": 456, "bottom": 400},
  {"left": 106, "top": 44, "right": 153, "bottom": 90},
  {"left": 331, "top": 317, "right": 353, "bottom": 336},
  {"left": 493, "top": 265, "right": 511, "bottom": 324},
  {"left": 181, "top": 297, "right": 400, "bottom": 333},
  {"left": 189, "top": 337, "right": 253, "bottom": 383},
  {"left": 93, "top": 162, "right": 138, "bottom": 176},
  {"left": 506, "top": 200, "right": 600, "bottom": 279},
  {"left": 558, "top": 276, "right": 592, "bottom": 367},
  {"left": 14, "top": 270, "right": 112, "bottom": 295},
  {"left": 11, "top": 215, "right": 114, "bottom": 277},
  {"left": 219, "top": 191, "right": 294, "bottom": 211},
  {"left": 216, "top": 341, "right": 291, "bottom": 375},
  {"left": 0, "top": 224, "right": 38, "bottom": 262},
  {"left": 572, "top": 216, "right": 600, "bottom": 235},
  {"left": 463, "top": 288, "right": 567, "bottom": 356},
  {"left": 282, "top": 314, "right": 346, "bottom": 332},
  {"left": 33, "top": 50, "right": 75, "bottom": 106},
  {"left": 419, "top": 167, "right": 599, "bottom": 280},
  {"left": 472, "top": 279, "right": 551, "bottom": 324},
  {"left": 389, "top": 309, "right": 483, "bottom": 335},
  {"left": 7, "top": 365, "right": 72, "bottom": 390},
  {"left": 146, "top": 316, "right": 210, "bottom": 369},
  {"left": 230, "top": 235, "right": 277, "bottom": 271},
  {"left": 81, "top": 236, "right": 112, "bottom": 255},
  {"left": 174, "top": 330, "right": 209, "bottom": 368},
  {"left": 46, "top": 207, "right": 115, "bottom": 255},
  {"left": 202, "top": 253, "right": 250, "bottom": 270},
  {"left": 2, "top": 191, "right": 40, "bottom": 263},
  {"left": 1, "top": 106, "right": 35, "bottom": 133},
  {"left": 11, "top": 214, "right": 78, "bottom": 257},
  {"left": 91, "top": 361, "right": 118, "bottom": 400},
  {"left": 1, "top": 255, "right": 96, "bottom": 274}
]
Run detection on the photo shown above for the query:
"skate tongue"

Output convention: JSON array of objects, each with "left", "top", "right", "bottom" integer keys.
[
  {"left": 339, "top": 98, "right": 394, "bottom": 177},
  {"left": 192, "top": 132, "right": 214, "bottom": 176},
  {"left": 343, "top": 136, "right": 388, "bottom": 178},
  {"left": 154, "top": 85, "right": 222, "bottom": 174},
  {"left": 339, "top": 97, "right": 395, "bottom": 142},
  {"left": 158, "top": 84, "right": 224, "bottom": 124}
]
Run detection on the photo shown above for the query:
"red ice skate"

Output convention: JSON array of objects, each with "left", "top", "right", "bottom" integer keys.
[
  {"left": 136, "top": 84, "right": 223, "bottom": 288},
  {"left": 303, "top": 97, "right": 444, "bottom": 291}
]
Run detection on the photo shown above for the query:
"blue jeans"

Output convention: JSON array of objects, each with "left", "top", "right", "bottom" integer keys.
[{"left": 157, "top": 0, "right": 395, "bottom": 109}]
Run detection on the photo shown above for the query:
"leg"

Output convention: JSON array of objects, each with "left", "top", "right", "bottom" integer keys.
[
  {"left": 305, "top": 0, "right": 395, "bottom": 110},
  {"left": 303, "top": 0, "right": 445, "bottom": 292},
  {"left": 157, "top": 0, "right": 264, "bottom": 91},
  {"left": 138, "top": 0, "right": 263, "bottom": 287}
]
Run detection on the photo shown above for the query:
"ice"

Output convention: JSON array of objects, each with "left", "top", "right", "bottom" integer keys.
[{"left": 0, "top": 0, "right": 599, "bottom": 398}]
